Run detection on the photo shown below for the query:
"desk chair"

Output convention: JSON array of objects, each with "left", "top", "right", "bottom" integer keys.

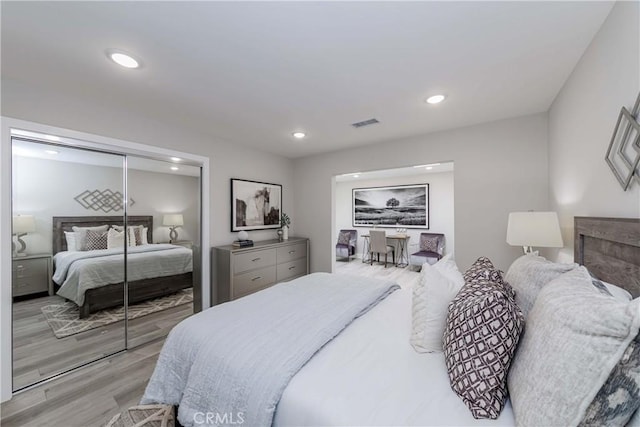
[
  {"left": 410, "top": 233, "right": 445, "bottom": 268},
  {"left": 369, "top": 230, "right": 395, "bottom": 268},
  {"left": 336, "top": 229, "right": 357, "bottom": 262}
]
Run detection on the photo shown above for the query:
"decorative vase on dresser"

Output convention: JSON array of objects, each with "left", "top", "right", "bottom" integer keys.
[
  {"left": 212, "top": 237, "right": 309, "bottom": 305},
  {"left": 282, "top": 226, "right": 289, "bottom": 240}
]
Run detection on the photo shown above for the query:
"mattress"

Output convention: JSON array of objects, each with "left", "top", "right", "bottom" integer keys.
[{"left": 274, "top": 287, "right": 516, "bottom": 426}]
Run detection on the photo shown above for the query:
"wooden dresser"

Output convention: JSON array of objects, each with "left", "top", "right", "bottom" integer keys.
[{"left": 212, "top": 237, "right": 309, "bottom": 305}]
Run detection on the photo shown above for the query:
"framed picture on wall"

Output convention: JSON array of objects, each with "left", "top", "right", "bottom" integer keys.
[
  {"left": 353, "top": 184, "right": 429, "bottom": 228},
  {"left": 231, "top": 178, "right": 282, "bottom": 231}
]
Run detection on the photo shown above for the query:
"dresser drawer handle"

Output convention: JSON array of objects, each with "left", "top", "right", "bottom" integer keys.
[
  {"left": 288, "top": 250, "right": 295, "bottom": 254},
  {"left": 251, "top": 258, "right": 261, "bottom": 262},
  {"left": 288, "top": 266, "right": 296, "bottom": 270},
  {"left": 251, "top": 276, "right": 262, "bottom": 281}
]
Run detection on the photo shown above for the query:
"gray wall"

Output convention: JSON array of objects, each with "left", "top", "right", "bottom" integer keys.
[
  {"left": 12, "top": 155, "right": 199, "bottom": 255},
  {"left": 548, "top": 1, "right": 640, "bottom": 262},
  {"left": 335, "top": 171, "right": 455, "bottom": 260},
  {"left": 294, "top": 113, "right": 549, "bottom": 273},
  {"left": 2, "top": 79, "right": 295, "bottom": 246}
]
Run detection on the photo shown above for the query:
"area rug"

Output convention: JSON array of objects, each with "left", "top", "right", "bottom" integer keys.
[
  {"left": 42, "top": 288, "right": 193, "bottom": 339},
  {"left": 104, "top": 404, "right": 175, "bottom": 427}
]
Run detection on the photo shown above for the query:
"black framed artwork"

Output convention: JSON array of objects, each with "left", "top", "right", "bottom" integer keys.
[
  {"left": 352, "top": 183, "right": 429, "bottom": 228},
  {"left": 231, "top": 178, "right": 282, "bottom": 231}
]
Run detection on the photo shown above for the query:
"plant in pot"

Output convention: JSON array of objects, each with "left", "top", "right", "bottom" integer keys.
[{"left": 280, "top": 212, "right": 291, "bottom": 240}]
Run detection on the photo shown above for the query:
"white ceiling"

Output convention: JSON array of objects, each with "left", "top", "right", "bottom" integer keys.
[{"left": 1, "top": 1, "right": 613, "bottom": 158}]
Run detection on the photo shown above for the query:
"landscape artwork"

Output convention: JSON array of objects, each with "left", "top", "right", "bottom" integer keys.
[
  {"left": 231, "top": 179, "right": 282, "bottom": 231},
  {"left": 353, "top": 184, "right": 429, "bottom": 228}
]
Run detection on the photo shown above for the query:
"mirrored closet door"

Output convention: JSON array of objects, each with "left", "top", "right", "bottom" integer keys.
[
  {"left": 11, "top": 138, "right": 126, "bottom": 390},
  {"left": 11, "top": 136, "right": 205, "bottom": 392},
  {"left": 124, "top": 157, "right": 201, "bottom": 348}
]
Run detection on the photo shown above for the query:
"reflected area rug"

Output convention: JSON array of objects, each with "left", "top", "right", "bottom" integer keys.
[{"left": 42, "top": 288, "right": 193, "bottom": 338}]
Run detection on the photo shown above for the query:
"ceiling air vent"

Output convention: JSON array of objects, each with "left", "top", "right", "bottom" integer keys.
[{"left": 351, "top": 118, "right": 379, "bottom": 128}]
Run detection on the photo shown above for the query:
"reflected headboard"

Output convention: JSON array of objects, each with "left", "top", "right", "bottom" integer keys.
[
  {"left": 574, "top": 217, "right": 640, "bottom": 298},
  {"left": 52, "top": 215, "right": 154, "bottom": 255}
]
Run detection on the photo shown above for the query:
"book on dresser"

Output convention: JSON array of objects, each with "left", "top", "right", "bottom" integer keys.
[
  {"left": 212, "top": 237, "right": 310, "bottom": 306},
  {"left": 232, "top": 239, "right": 254, "bottom": 247}
]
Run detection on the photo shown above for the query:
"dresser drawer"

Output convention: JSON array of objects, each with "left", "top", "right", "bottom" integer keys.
[
  {"left": 277, "top": 243, "right": 307, "bottom": 263},
  {"left": 12, "top": 258, "right": 48, "bottom": 279},
  {"left": 13, "top": 278, "right": 48, "bottom": 297},
  {"left": 233, "top": 248, "right": 276, "bottom": 274},
  {"left": 276, "top": 258, "right": 307, "bottom": 282},
  {"left": 233, "top": 266, "right": 277, "bottom": 298}
]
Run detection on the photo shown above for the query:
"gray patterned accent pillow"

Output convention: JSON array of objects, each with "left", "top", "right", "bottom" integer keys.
[
  {"left": 85, "top": 229, "right": 108, "bottom": 251},
  {"left": 507, "top": 267, "right": 640, "bottom": 426},
  {"left": 337, "top": 231, "right": 351, "bottom": 245},
  {"left": 443, "top": 258, "right": 525, "bottom": 419},
  {"left": 133, "top": 226, "right": 143, "bottom": 246},
  {"left": 580, "top": 330, "right": 640, "bottom": 425}
]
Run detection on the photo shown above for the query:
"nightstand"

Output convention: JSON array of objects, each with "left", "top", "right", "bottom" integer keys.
[
  {"left": 12, "top": 254, "right": 53, "bottom": 298},
  {"left": 171, "top": 241, "right": 193, "bottom": 249}
]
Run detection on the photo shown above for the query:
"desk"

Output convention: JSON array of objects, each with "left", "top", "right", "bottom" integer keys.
[{"left": 361, "top": 234, "right": 410, "bottom": 267}]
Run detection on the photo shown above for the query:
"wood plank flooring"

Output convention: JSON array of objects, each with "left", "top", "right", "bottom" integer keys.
[
  {"left": 12, "top": 293, "right": 193, "bottom": 390},
  {"left": 1, "top": 264, "right": 419, "bottom": 427}
]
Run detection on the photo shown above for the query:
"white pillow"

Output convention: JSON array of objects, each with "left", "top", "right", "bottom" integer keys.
[
  {"left": 111, "top": 225, "right": 140, "bottom": 246},
  {"left": 107, "top": 228, "right": 125, "bottom": 249},
  {"left": 410, "top": 254, "right": 464, "bottom": 353},
  {"left": 72, "top": 225, "right": 109, "bottom": 251},
  {"left": 64, "top": 231, "right": 78, "bottom": 251},
  {"left": 141, "top": 227, "right": 149, "bottom": 245}
]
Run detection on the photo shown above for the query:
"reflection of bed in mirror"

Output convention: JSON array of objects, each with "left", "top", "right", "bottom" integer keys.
[{"left": 52, "top": 216, "right": 193, "bottom": 318}]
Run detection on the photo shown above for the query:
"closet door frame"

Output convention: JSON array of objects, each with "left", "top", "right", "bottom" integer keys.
[{"left": 0, "top": 116, "right": 211, "bottom": 402}]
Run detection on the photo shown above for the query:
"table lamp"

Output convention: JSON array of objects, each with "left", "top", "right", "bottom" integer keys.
[
  {"left": 506, "top": 211, "right": 563, "bottom": 254},
  {"left": 13, "top": 215, "right": 36, "bottom": 257},
  {"left": 163, "top": 214, "right": 184, "bottom": 243}
]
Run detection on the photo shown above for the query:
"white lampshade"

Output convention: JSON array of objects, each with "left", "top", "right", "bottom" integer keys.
[
  {"left": 507, "top": 212, "right": 563, "bottom": 248},
  {"left": 13, "top": 215, "right": 36, "bottom": 234},
  {"left": 163, "top": 214, "right": 184, "bottom": 227}
]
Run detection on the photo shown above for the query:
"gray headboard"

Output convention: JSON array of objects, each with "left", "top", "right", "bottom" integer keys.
[
  {"left": 574, "top": 216, "right": 640, "bottom": 298},
  {"left": 52, "top": 215, "right": 154, "bottom": 255}
]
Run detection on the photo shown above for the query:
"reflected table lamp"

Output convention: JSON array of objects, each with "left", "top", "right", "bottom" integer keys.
[
  {"left": 163, "top": 214, "right": 184, "bottom": 243},
  {"left": 506, "top": 211, "right": 563, "bottom": 254},
  {"left": 12, "top": 215, "right": 36, "bottom": 257}
]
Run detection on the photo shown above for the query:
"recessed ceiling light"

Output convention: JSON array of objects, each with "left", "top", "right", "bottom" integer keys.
[
  {"left": 106, "top": 49, "right": 141, "bottom": 69},
  {"left": 170, "top": 157, "right": 181, "bottom": 162},
  {"left": 353, "top": 174, "right": 360, "bottom": 178},
  {"left": 44, "top": 149, "right": 59, "bottom": 155},
  {"left": 426, "top": 95, "right": 446, "bottom": 104},
  {"left": 170, "top": 166, "right": 179, "bottom": 171},
  {"left": 292, "top": 132, "right": 306, "bottom": 139},
  {"left": 425, "top": 166, "right": 433, "bottom": 170}
]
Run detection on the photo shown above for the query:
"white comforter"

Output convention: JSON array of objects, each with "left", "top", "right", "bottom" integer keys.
[
  {"left": 274, "top": 287, "right": 516, "bottom": 426},
  {"left": 54, "top": 244, "right": 192, "bottom": 306}
]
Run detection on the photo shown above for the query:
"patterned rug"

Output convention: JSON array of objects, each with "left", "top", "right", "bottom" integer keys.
[
  {"left": 42, "top": 289, "right": 193, "bottom": 339},
  {"left": 104, "top": 404, "right": 175, "bottom": 427}
]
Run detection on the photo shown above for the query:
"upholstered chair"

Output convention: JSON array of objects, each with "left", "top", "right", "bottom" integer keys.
[
  {"left": 410, "top": 233, "right": 445, "bottom": 268},
  {"left": 369, "top": 230, "right": 395, "bottom": 268},
  {"left": 336, "top": 229, "right": 358, "bottom": 262}
]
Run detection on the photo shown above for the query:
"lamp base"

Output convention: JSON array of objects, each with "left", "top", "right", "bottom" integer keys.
[
  {"left": 522, "top": 246, "right": 535, "bottom": 255},
  {"left": 169, "top": 227, "right": 178, "bottom": 243},
  {"left": 13, "top": 233, "right": 27, "bottom": 257}
]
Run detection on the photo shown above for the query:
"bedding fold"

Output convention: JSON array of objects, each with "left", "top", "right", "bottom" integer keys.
[{"left": 141, "top": 272, "right": 400, "bottom": 427}]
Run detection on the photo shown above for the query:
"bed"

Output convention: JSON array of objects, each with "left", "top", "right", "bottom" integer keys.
[
  {"left": 143, "top": 216, "right": 639, "bottom": 426},
  {"left": 52, "top": 216, "right": 193, "bottom": 318}
]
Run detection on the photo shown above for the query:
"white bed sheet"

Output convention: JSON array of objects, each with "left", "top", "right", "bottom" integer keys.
[{"left": 274, "top": 287, "right": 515, "bottom": 426}]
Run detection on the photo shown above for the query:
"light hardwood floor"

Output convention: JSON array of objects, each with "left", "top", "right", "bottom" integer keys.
[
  {"left": 1, "top": 262, "right": 418, "bottom": 427},
  {"left": 12, "top": 293, "right": 193, "bottom": 390}
]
